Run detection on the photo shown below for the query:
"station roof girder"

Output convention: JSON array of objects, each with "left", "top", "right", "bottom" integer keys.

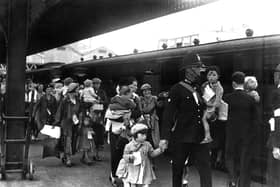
[{"left": 0, "top": 0, "right": 218, "bottom": 63}]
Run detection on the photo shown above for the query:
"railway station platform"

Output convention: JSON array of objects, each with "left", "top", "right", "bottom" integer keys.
[{"left": 0, "top": 143, "right": 266, "bottom": 187}]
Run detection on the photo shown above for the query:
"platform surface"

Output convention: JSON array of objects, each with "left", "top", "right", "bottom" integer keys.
[{"left": 0, "top": 144, "right": 267, "bottom": 187}]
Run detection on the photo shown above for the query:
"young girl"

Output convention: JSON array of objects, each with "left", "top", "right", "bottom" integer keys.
[
  {"left": 90, "top": 104, "right": 105, "bottom": 161},
  {"left": 77, "top": 115, "right": 95, "bottom": 165},
  {"left": 81, "top": 79, "right": 99, "bottom": 106},
  {"left": 116, "top": 123, "right": 166, "bottom": 187},
  {"left": 201, "top": 66, "right": 225, "bottom": 143}
]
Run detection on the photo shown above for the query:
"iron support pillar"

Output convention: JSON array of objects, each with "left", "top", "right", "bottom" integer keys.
[{"left": 5, "top": 0, "right": 29, "bottom": 166}]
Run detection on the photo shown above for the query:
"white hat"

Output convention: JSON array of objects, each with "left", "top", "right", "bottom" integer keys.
[{"left": 130, "top": 123, "right": 148, "bottom": 135}]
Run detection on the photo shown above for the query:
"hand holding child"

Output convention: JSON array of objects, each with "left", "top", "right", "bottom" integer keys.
[{"left": 159, "top": 140, "right": 168, "bottom": 151}]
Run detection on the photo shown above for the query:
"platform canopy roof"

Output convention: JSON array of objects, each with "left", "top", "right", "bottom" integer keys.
[{"left": 0, "top": 0, "right": 218, "bottom": 63}]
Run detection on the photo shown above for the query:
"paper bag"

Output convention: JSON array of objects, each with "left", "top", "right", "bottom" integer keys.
[
  {"left": 72, "top": 114, "right": 79, "bottom": 125},
  {"left": 133, "top": 151, "right": 142, "bottom": 166},
  {"left": 274, "top": 108, "right": 280, "bottom": 117},
  {"left": 218, "top": 100, "right": 228, "bottom": 121},
  {"left": 202, "top": 85, "right": 215, "bottom": 102},
  {"left": 87, "top": 131, "right": 94, "bottom": 139}
]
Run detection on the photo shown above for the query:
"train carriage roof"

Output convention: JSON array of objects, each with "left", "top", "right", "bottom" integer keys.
[{"left": 28, "top": 34, "right": 280, "bottom": 76}]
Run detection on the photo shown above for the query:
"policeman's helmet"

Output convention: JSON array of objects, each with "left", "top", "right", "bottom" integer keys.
[{"left": 180, "top": 54, "right": 207, "bottom": 83}]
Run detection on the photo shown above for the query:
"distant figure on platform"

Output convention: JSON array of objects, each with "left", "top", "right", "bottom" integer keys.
[
  {"left": 33, "top": 85, "right": 57, "bottom": 132},
  {"left": 53, "top": 82, "right": 63, "bottom": 102},
  {"left": 61, "top": 77, "right": 73, "bottom": 97},
  {"left": 224, "top": 72, "right": 258, "bottom": 187},
  {"left": 25, "top": 82, "right": 39, "bottom": 138},
  {"left": 161, "top": 54, "right": 212, "bottom": 187},
  {"left": 77, "top": 115, "right": 95, "bottom": 165},
  {"left": 244, "top": 76, "right": 260, "bottom": 103},
  {"left": 92, "top": 77, "right": 109, "bottom": 110},
  {"left": 91, "top": 78, "right": 108, "bottom": 160},
  {"left": 127, "top": 77, "right": 142, "bottom": 122},
  {"left": 90, "top": 104, "right": 105, "bottom": 161},
  {"left": 37, "top": 84, "right": 45, "bottom": 100},
  {"left": 82, "top": 79, "right": 99, "bottom": 103}
]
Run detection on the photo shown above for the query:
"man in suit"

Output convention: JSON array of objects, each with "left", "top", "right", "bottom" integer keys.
[
  {"left": 224, "top": 71, "right": 258, "bottom": 187},
  {"left": 160, "top": 54, "right": 212, "bottom": 187},
  {"left": 267, "top": 64, "right": 280, "bottom": 186}
]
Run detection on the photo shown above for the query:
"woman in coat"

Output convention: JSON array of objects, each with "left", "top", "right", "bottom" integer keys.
[
  {"left": 33, "top": 85, "right": 57, "bottom": 132},
  {"left": 139, "top": 83, "right": 160, "bottom": 147},
  {"left": 55, "top": 82, "right": 82, "bottom": 167}
]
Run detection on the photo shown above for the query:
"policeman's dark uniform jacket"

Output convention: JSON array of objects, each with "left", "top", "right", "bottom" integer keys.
[
  {"left": 162, "top": 79, "right": 212, "bottom": 187},
  {"left": 267, "top": 83, "right": 280, "bottom": 187},
  {"left": 223, "top": 82, "right": 258, "bottom": 187}
]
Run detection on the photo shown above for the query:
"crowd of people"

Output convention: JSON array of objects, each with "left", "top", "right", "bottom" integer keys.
[
  {"left": 1, "top": 54, "right": 280, "bottom": 187},
  {"left": 21, "top": 76, "right": 166, "bottom": 186},
  {"left": 23, "top": 77, "right": 109, "bottom": 166}
]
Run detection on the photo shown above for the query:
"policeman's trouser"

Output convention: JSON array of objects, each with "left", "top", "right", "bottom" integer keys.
[{"left": 172, "top": 142, "right": 212, "bottom": 187}]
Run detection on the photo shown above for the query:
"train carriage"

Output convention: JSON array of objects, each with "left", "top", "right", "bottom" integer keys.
[{"left": 28, "top": 34, "right": 280, "bottom": 183}]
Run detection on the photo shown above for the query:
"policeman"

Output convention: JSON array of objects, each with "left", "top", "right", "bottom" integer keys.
[{"left": 160, "top": 54, "right": 212, "bottom": 187}]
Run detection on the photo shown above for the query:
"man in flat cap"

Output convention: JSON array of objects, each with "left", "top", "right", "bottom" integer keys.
[{"left": 160, "top": 54, "right": 212, "bottom": 187}]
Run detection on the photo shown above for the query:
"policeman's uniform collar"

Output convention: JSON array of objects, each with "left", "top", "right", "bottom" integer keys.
[{"left": 184, "top": 79, "right": 199, "bottom": 90}]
